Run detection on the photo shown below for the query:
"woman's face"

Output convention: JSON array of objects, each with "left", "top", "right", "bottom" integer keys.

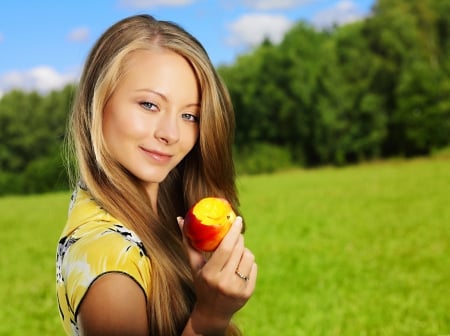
[{"left": 103, "top": 49, "right": 200, "bottom": 197}]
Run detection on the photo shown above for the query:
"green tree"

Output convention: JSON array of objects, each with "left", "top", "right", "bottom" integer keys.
[
  {"left": 364, "top": 0, "right": 450, "bottom": 156},
  {"left": 0, "top": 90, "right": 44, "bottom": 172},
  {"left": 313, "top": 21, "right": 388, "bottom": 165},
  {"left": 0, "top": 85, "right": 74, "bottom": 194},
  {"left": 219, "top": 22, "right": 329, "bottom": 165}
]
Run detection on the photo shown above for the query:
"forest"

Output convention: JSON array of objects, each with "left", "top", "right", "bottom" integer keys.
[{"left": 1, "top": 0, "right": 449, "bottom": 195}]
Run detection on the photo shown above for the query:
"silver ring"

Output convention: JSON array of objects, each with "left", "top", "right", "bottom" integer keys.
[{"left": 235, "top": 270, "right": 250, "bottom": 281}]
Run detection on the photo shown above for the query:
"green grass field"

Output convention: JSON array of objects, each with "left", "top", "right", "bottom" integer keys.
[{"left": 1, "top": 156, "right": 449, "bottom": 335}]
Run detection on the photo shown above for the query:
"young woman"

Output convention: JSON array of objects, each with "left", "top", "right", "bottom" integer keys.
[{"left": 56, "top": 14, "right": 257, "bottom": 336}]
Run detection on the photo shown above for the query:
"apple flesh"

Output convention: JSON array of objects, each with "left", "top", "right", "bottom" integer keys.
[{"left": 183, "top": 197, "right": 236, "bottom": 252}]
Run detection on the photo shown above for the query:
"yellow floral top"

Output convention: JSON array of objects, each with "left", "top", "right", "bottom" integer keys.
[{"left": 56, "top": 185, "right": 151, "bottom": 335}]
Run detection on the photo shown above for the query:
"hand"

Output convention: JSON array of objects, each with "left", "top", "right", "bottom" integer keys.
[{"left": 177, "top": 216, "right": 258, "bottom": 334}]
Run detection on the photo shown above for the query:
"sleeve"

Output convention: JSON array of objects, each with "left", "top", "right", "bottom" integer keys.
[{"left": 60, "top": 222, "right": 151, "bottom": 318}]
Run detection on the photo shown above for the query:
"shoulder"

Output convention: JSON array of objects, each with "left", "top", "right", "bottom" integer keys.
[
  {"left": 56, "top": 220, "right": 151, "bottom": 333},
  {"left": 58, "top": 188, "right": 151, "bottom": 294},
  {"left": 77, "top": 272, "right": 149, "bottom": 335},
  {"left": 58, "top": 220, "right": 151, "bottom": 293}
]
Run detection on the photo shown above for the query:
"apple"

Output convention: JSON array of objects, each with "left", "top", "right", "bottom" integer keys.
[{"left": 183, "top": 197, "right": 236, "bottom": 252}]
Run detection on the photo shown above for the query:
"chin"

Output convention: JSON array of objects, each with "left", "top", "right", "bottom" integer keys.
[{"left": 139, "top": 172, "right": 171, "bottom": 185}]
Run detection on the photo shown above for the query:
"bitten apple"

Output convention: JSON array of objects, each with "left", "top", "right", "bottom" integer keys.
[{"left": 183, "top": 197, "right": 236, "bottom": 252}]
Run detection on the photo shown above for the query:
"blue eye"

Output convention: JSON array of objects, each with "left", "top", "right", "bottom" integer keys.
[
  {"left": 182, "top": 113, "right": 199, "bottom": 122},
  {"left": 140, "top": 102, "right": 158, "bottom": 110}
]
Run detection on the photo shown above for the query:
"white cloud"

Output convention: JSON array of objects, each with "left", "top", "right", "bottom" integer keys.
[
  {"left": 68, "top": 26, "right": 90, "bottom": 42},
  {"left": 0, "top": 66, "right": 79, "bottom": 94},
  {"left": 241, "top": 0, "right": 312, "bottom": 10},
  {"left": 228, "top": 13, "right": 293, "bottom": 48},
  {"left": 118, "top": 0, "right": 195, "bottom": 9},
  {"left": 312, "top": 0, "right": 366, "bottom": 29}
]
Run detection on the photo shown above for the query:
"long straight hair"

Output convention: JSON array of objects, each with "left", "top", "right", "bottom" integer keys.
[{"left": 66, "top": 14, "right": 240, "bottom": 335}]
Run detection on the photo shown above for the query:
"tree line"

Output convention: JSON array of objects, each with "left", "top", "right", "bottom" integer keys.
[
  {"left": 0, "top": 85, "right": 74, "bottom": 194},
  {"left": 218, "top": 0, "right": 450, "bottom": 167},
  {"left": 1, "top": 0, "right": 449, "bottom": 195}
]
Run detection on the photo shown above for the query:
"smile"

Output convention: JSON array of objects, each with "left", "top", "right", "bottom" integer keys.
[{"left": 139, "top": 147, "right": 173, "bottom": 163}]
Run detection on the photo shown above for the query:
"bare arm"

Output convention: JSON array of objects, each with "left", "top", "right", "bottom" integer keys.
[
  {"left": 77, "top": 217, "right": 257, "bottom": 336},
  {"left": 77, "top": 273, "right": 149, "bottom": 336}
]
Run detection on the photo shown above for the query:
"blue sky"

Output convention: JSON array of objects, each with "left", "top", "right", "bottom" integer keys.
[{"left": 0, "top": 0, "right": 375, "bottom": 95}]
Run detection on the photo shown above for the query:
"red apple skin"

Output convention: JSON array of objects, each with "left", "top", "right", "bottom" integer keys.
[{"left": 183, "top": 197, "right": 236, "bottom": 252}]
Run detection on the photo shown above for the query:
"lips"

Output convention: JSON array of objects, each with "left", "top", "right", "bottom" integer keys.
[{"left": 139, "top": 146, "right": 173, "bottom": 163}]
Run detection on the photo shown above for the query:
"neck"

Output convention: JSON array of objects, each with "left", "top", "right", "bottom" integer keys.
[{"left": 145, "top": 183, "right": 159, "bottom": 213}]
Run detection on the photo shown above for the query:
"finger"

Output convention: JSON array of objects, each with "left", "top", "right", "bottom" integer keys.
[
  {"left": 206, "top": 217, "right": 243, "bottom": 271},
  {"left": 177, "top": 217, "right": 206, "bottom": 272},
  {"left": 221, "top": 234, "right": 245, "bottom": 274},
  {"left": 245, "top": 262, "right": 258, "bottom": 293},
  {"left": 233, "top": 248, "right": 255, "bottom": 280},
  {"left": 235, "top": 259, "right": 257, "bottom": 294},
  {"left": 232, "top": 262, "right": 258, "bottom": 300}
]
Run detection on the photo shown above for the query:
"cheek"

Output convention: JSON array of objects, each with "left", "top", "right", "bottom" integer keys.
[
  {"left": 185, "top": 128, "right": 199, "bottom": 152},
  {"left": 177, "top": 127, "right": 198, "bottom": 160},
  {"left": 104, "top": 107, "right": 148, "bottom": 144}
]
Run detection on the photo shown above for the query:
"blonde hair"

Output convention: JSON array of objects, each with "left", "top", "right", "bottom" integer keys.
[{"left": 66, "top": 14, "right": 240, "bottom": 335}]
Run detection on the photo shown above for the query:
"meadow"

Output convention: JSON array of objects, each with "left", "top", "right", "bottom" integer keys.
[{"left": 0, "top": 156, "right": 449, "bottom": 335}]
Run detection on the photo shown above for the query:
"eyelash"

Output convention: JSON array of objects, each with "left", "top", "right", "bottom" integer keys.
[
  {"left": 182, "top": 113, "right": 199, "bottom": 122},
  {"left": 140, "top": 101, "right": 158, "bottom": 110}
]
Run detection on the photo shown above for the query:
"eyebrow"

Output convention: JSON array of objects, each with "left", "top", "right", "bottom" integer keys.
[{"left": 136, "top": 89, "right": 200, "bottom": 108}]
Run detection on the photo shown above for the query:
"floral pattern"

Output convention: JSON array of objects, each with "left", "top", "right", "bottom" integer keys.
[{"left": 56, "top": 186, "right": 151, "bottom": 335}]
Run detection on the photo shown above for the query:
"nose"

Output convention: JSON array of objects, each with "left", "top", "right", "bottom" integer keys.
[{"left": 154, "top": 112, "right": 179, "bottom": 145}]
